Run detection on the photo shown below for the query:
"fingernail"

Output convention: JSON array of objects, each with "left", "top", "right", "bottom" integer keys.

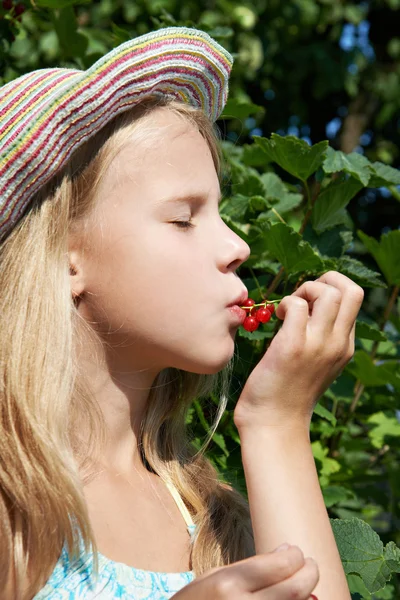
[
  {"left": 274, "top": 543, "right": 290, "bottom": 552},
  {"left": 310, "top": 595, "right": 319, "bottom": 600}
]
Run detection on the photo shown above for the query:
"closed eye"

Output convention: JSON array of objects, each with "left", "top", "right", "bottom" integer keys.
[{"left": 171, "top": 220, "right": 195, "bottom": 230}]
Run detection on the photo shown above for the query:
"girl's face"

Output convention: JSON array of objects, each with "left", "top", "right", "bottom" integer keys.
[{"left": 70, "top": 107, "right": 250, "bottom": 375}]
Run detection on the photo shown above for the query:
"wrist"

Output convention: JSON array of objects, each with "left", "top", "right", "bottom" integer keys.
[
  {"left": 233, "top": 404, "right": 312, "bottom": 437},
  {"left": 235, "top": 421, "right": 311, "bottom": 446}
]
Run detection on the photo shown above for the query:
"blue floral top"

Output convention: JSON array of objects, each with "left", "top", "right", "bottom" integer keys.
[
  {"left": 32, "top": 536, "right": 196, "bottom": 599},
  {"left": 33, "top": 480, "right": 197, "bottom": 599}
]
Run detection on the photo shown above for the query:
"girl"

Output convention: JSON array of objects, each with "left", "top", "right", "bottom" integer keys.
[{"left": 0, "top": 26, "right": 363, "bottom": 600}]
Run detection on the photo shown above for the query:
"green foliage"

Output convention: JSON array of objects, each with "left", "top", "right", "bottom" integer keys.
[
  {"left": 1, "top": 2, "right": 399, "bottom": 598},
  {"left": 210, "top": 131, "right": 400, "bottom": 599}
]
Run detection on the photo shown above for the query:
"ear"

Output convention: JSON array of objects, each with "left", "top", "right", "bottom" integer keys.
[{"left": 69, "top": 250, "right": 85, "bottom": 305}]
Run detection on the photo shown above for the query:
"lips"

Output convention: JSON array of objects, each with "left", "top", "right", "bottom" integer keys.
[{"left": 227, "top": 290, "right": 248, "bottom": 308}]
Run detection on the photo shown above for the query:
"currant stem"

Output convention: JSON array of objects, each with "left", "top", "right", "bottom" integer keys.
[{"left": 240, "top": 298, "right": 283, "bottom": 310}]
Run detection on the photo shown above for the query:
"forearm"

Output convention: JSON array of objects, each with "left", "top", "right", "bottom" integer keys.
[{"left": 237, "top": 423, "right": 351, "bottom": 600}]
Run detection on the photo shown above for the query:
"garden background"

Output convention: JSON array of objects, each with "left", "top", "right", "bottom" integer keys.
[{"left": 1, "top": 0, "right": 399, "bottom": 597}]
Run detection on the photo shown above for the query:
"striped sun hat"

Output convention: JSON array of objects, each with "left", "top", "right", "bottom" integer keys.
[{"left": 0, "top": 26, "right": 233, "bottom": 243}]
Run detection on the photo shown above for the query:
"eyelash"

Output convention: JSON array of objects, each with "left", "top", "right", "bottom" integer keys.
[{"left": 171, "top": 220, "right": 195, "bottom": 230}]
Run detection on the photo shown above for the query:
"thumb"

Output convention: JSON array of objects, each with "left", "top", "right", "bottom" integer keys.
[{"left": 273, "top": 543, "right": 291, "bottom": 552}]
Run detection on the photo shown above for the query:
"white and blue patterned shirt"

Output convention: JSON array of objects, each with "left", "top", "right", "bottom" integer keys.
[{"left": 33, "top": 481, "right": 197, "bottom": 599}]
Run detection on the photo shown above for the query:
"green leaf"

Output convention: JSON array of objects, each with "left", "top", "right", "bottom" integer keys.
[
  {"left": 331, "top": 517, "right": 400, "bottom": 592},
  {"left": 303, "top": 223, "right": 353, "bottom": 258},
  {"left": 238, "top": 327, "right": 275, "bottom": 341},
  {"left": 313, "top": 402, "right": 337, "bottom": 426},
  {"left": 336, "top": 256, "right": 386, "bottom": 288},
  {"left": 355, "top": 321, "right": 388, "bottom": 342},
  {"left": 347, "top": 573, "right": 372, "bottom": 598},
  {"left": 242, "top": 143, "right": 272, "bottom": 167},
  {"left": 262, "top": 222, "right": 325, "bottom": 275},
  {"left": 312, "top": 176, "right": 363, "bottom": 233},
  {"left": 228, "top": 161, "right": 267, "bottom": 197},
  {"left": 357, "top": 230, "right": 400, "bottom": 286},
  {"left": 367, "top": 412, "right": 400, "bottom": 449},
  {"left": 36, "top": 0, "right": 90, "bottom": 6},
  {"left": 346, "top": 351, "right": 388, "bottom": 387},
  {"left": 312, "top": 441, "right": 341, "bottom": 480},
  {"left": 220, "top": 98, "right": 264, "bottom": 120},
  {"left": 346, "top": 351, "right": 400, "bottom": 390},
  {"left": 322, "top": 485, "right": 356, "bottom": 508},
  {"left": 253, "top": 134, "right": 329, "bottom": 182},
  {"left": 52, "top": 6, "right": 88, "bottom": 59},
  {"left": 323, "top": 147, "right": 372, "bottom": 186},
  {"left": 368, "top": 161, "right": 400, "bottom": 188},
  {"left": 220, "top": 194, "right": 251, "bottom": 220},
  {"left": 212, "top": 432, "right": 229, "bottom": 457},
  {"left": 260, "top": 172, "right": 303, "bottom": 214},
  {"left": 384, "top": 542, "right": 400, "bottom": 573}
]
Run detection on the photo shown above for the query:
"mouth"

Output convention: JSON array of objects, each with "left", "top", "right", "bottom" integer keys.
[{"left": 227, "top": 290, "right": 248, "bottom": 309}]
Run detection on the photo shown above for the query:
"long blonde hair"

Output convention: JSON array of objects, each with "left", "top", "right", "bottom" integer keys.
[{"left": 0, "top": 96, "right": 254, "bottom": 599}]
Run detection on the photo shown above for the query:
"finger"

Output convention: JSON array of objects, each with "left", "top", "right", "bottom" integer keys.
[
  {"left": 291, "top": 280, "right": 342, "bottom": 335},
  {"left": 205, "top": 547, "right": 306, "bottom": 594},
  {"left": 253, "top": 557, "right": 319, "bottom": 600},
  {"left": 275, "top": 296, "right": 309, "bottom": 341},
  {"left": 314, "top": 271, "right": 364, "bottom": 338}
]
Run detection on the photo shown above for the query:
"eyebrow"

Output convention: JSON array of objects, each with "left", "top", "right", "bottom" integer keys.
[{"left": 155, "top": 192, "right": 223, "bottom": 206}]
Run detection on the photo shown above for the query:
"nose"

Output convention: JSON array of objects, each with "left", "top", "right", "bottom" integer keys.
[{"left": 221, "top": 224, "right": 251, "bottom": 272}]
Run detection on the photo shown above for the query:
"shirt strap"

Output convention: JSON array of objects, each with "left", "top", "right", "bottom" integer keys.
[{"left": 163, "top": 479, "right": 196, "bottom": 535}]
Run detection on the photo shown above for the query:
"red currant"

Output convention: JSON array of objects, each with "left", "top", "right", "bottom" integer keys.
[
  {"left": 14, "top": 2, "right": 24, "bottom": 15},
  {"left": 255, "top": 307, "right": 271, "bottom": 323},
  {"left": 265, "top": 303, "right": 275, "bottom": 314},
  {"left": 241, "top": 298, "right": 256, "bottom": 315},
  {"left": 2, "top": 0, "right": 13, "bottom": 9},
  {"left": 243, "top": 315, "right": 259, "bottom": 332}
]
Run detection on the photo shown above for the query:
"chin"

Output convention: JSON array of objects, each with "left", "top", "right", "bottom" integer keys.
[{"left": 187, "top": 352, "right": 235, "bottom": 376}]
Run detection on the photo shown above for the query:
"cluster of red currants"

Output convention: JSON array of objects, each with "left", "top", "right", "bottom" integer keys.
[
  {"left": 2, "top": 0, "right": 25, "bottom": 19},
  {"left": 239, "top": 298, "right": 280, "bottom": 332}
]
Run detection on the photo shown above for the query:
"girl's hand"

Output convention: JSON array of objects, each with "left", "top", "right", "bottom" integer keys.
[
  {"left": 172, "top": 545, "right": 319, "bottom": 599},
  {"left": 234, "top": 271, "right": 364, "bottom": 430}
]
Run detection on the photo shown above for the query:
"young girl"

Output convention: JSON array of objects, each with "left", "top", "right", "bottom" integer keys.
[{"left": 0, "top": 26, "right": 363, "bottom": 600}]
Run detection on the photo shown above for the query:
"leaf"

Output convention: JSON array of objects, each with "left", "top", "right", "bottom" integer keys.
[
  {"left": 322, "top": 485, "right": 356, "bottom": 508},
  {"left": 322, "top": 147, "right": 372, "bottom": 186},
  {"left": 242, "top": 144, "right": 272, "bottom": 167},
  {"left": 336, "top": 256, "right": 386, "bottom": 288},
  {"left": 262, "top": 222, "right": 325, "bottom": 275},
  {"left": 220, "top": 194, "right": 251, "bottom": 220},
  {"left": 331, "top": 517, "right": 400, "bottom": 592},
  {"left": 347, "top": 573, "right": 372, "bottom": 598},
  {"left": 355, "top": 321, "right": 388, "bottom": 342},
  {"left": 312, "top": 441, "right": 341, "bottom": 479},
  {"left": 212, "top": 432, "right": 229, "bottom": 457},
  {"left": 303, "top": 223, "right": 353, "bottom": 258},
  {"left": 220, "top": 98, "right": 264, "bottom": 120},
  {"left": 253, "top": 134, "right": 329, "bottom": 182},
  {"left": 312, "top": 176, "right": 364, "bottom": 233},
  {"left": 368, "top": 161, "right": 400, "bottom": 188},
  {"left": 229, "top": 161, "right": 268, "bottom": 197},
  {"left": 367, "top": 412, "right": 400, "bottom": 449},
  {"left": 357, "top": 230, "right": 400, "bottom": 286},
  {"left": 52, "top": 5, "right": 88, "bottom": 59},
  {"left": 346, "top": 352, "right": 400, "bottom": 391},
  {"left": 384, "top": 542, "right": 400, "bottom": 573},
  {"left": 260, "top": 172, "right": 303, "bottom": 214},
  {"left": 346, "top": 351, "right": 389, "bottom": 387},
  {"left": 36, "top": 0, "right": 91, "bottom": 6},
  {"left": 313, "top": 402, "right": 337, "bottom": 426},
  {"left": 238, "top": 327, "right": 275, "bottom": 341}
]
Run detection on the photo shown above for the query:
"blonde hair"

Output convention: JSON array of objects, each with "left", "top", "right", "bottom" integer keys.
[{"left": 0, "top": 96, "right": 254, "bottom": 599}]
